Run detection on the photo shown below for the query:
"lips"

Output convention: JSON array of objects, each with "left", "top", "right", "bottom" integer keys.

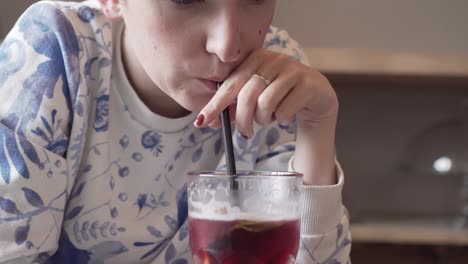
[
  {"left": 199, "top": 78, "right": 218, "bottom": 91},
  {"left": 196, "top": 69, "right": 231, "bottom": 92}
]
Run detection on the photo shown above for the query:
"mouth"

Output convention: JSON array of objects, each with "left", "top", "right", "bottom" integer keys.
[{"left": 198, "top": 78, "right": 220, "bottom": 92}]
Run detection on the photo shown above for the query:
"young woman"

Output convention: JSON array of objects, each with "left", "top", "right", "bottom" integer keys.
[{"left": 0, "top": 0, "right": 351, "bottom": 263}]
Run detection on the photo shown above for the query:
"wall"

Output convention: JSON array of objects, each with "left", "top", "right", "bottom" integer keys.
[{"left": 273, "top": 0, "right": 468, "bottom": 54}]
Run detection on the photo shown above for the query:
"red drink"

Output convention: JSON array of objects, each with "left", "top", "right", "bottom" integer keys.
[
  {"left": 187, "top": 171, "right": 303, "bottom": 263},
  {"left": 189, "top": 216, "right": 300, "bottom": 264}
]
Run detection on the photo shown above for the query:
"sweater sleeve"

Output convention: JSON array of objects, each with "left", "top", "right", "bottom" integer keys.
[
  {"left": 295, "top": 161, "right": 351, "bottom": 264},
  {"left": 0, "top": 2, "right": 81, "bottom": 263}
]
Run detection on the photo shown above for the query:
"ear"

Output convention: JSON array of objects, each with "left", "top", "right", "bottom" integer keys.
[{"left": 97, "top": 0, "right": 122, "bottom": 19}]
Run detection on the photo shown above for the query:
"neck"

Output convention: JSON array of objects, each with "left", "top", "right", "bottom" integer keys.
[{"left": 121, "top": 29, "right": 190, "bottom": 119}]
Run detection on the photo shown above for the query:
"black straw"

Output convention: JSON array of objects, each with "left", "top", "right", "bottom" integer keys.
[{"left": 218, "top": 82, "right": 237, "bottom": 177}]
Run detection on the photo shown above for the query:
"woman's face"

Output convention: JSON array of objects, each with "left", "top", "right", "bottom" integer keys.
[{"left": 119, "top": 0, "right": 276, "bottom": 113}]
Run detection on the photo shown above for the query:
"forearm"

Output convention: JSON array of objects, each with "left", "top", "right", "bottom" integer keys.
[{"left": 294, "top": 116, "right": 337, "bottom": 186}]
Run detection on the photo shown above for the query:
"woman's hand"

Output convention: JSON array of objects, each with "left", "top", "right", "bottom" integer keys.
[{"left": 195, "top": 48, "right": 339, "bottom": 185}]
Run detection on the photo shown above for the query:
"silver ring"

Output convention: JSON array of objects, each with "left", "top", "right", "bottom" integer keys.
[{"left": 253, "top": 73, "right": 271, "bottom": 86}]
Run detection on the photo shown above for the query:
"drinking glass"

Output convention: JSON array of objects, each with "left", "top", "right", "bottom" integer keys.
[{"left": 187, "top": 171, "right": 303, "bottom": 264}]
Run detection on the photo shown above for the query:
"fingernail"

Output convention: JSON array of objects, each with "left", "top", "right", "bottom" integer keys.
[
  {"left": 194, "top": 114, "right": 205, "bottom": 127},
  {"left": 277, "top": 118, "right": 289, "bottom": 126}
]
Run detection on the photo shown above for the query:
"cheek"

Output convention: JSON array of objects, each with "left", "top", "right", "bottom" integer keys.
[
  {"left": 139, "top": 25, "right": 181, "bottom": 64},
  {"left": 146, "top": 24, "right": 193, "bottom": 57},
  {"left": 260, "top": 16, "right": 274, "bottom": 36},
  {"left": 251, "top": 21, "right": 272, "bottom": 47},
  {"left": 248, "top": 14, "right": 274, "bottom": 44}
]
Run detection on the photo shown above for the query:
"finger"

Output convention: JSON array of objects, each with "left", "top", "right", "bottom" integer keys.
[
  {"left": 254, "top": 70, "right": 297, "bottom": 126},
  {"left": 196, "top": 51, "right": 264, "bottom": 127},
  {"left": 235, "top": 75, "right": 267, "bottom": 138},
  {"left": 208, "top": 117, "right": 221, "bottom": 128},
  {"left": 274, "top": 81, "right": 312, "bottom": 125},
  {"left": 208, "top": 104, "right": 236, "bottom": 128},
  {"left": 229, "top": 103, "right": 236, "bottom": 120}
]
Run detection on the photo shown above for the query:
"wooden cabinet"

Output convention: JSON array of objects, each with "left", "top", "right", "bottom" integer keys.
[
  {"left": 314, "top": 48, "right": 468, "bottom": 264},
  {"left": 352, "top": 242, "right": 468, "bottom": 264}
]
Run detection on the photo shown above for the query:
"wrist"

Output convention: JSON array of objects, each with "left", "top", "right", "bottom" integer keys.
[{"left": 294, "top": 116, "right": 337, "bottom": 185}]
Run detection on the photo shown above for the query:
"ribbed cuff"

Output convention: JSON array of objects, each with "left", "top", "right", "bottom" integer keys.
[{"left": 299, "top": 160, "right": 345, "bottom": 235}]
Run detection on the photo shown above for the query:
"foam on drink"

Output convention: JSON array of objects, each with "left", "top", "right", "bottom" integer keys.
[{"left": 189, "top": 190, "right": 301, "bottom": 222}]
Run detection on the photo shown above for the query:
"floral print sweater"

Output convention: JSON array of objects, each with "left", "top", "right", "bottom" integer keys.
[{"left": 0, "top": 1, "right": 351, "bottom": 263}]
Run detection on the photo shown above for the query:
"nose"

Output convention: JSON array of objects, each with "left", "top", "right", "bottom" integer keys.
[{"left": 205, "top": 8, "right": 242, "bottom": 64}]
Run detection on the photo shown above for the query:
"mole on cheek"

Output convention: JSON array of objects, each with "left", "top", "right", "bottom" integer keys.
[{"left": 258, "top": 29, "right": 263, "bottom": 36}]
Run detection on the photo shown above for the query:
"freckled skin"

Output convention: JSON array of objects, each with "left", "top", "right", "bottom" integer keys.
[{"left": 114, "top": 1, "right": 277, "bottom": 118}]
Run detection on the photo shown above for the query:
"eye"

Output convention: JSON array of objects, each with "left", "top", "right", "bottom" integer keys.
[
  {"left": 170, "top": 0, "right": 204, "bottom": 6},
  {"left": 249, "top": 0, "right": 267, "bottom": 5}
]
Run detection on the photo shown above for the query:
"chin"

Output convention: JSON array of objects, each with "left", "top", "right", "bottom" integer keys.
[
  {"left": 180, "top": 96, "right": 211, "bottom": 114},
  {"left": 169, "top": 80, "right": 215, "bottom": 113}
]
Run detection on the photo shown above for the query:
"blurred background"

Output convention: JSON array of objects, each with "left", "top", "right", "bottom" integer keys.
[
  {"left": 2, "top": 1, "right": 468, "bottom": 263},
  {"left": 275, "top": 1, "right": 468, "bottom": 263}
]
